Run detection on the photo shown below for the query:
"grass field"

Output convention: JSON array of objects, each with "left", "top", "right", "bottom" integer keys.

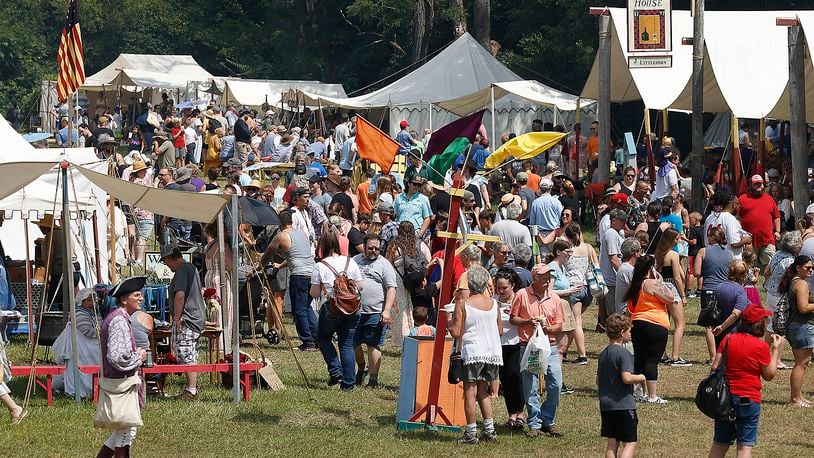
[{"left": 3, "top": 296, "right": 814, "bottom": 457}]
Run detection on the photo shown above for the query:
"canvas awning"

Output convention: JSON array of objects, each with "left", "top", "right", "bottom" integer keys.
[
  {"left": 222, "top": 79, "right": 348, "bottom": 110},
  {"left": 435, "top": 80, "right": 589, "bottom": 116},
  {"left": 81, "top": 54, "right": 215, "bottom": 91},
  {"left": 76, "top": 166, "right": 229, "bottom": 223},
  {"left": 0, "top": 162, "right": 56, "bottom": 202}
]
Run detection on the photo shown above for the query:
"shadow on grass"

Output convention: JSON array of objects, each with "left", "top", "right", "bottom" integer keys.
[
  {"left": 376, "top": 414, "right": 396, "bottom": 426},
  {"left": 232, "top": 412, "right": 282, "bottom": 424}
]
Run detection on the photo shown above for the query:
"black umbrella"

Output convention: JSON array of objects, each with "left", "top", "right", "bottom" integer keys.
[{"left": 238, "top": 196, "right": 281, "bottom": 226}]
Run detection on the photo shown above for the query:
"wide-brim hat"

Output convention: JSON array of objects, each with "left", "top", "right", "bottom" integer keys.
[
  {"left": 131, "top": 160, "right": 148, "bottom": 174},
  {"left": 108, "top": 276, "right": 146, "bottom": 299},
  {"left": 245, "top": 179, "right": 262, "bottom": 190},
  {"left": 175, "top": 167, "right": 192, "bottom": 183},
  {"left": 97, "top": 133, "right": 117, "bottom": 145},
  {"left": 500, "top": 194, "right": 521, "bottom": 207},
  {"left": 33, "top": 213, "right": 60, "bottom": 229},
  {"left": 326, "top": 174, "right": 342, "bottom": 187}
]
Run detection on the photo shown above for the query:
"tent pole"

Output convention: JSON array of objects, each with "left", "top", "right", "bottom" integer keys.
[
  {"left": 758, "top": 118, "right": 766, "bottom": 169},
  {"left": 645, "top": 108, "right": 655, "bottom": 184},
  {"left": 108, "top": 160, "right": 117, "bottom": 284},
  {"left": 428, "top": 103, "right": 433, "bottom": 132},
  {"left": 662, "top": 109, "right": 669, "bottom": 138},
  {"left": 731, "top": 114, "right": 742, "bottom": 191},
  {"left": 690, "top": 0, "right": 705, "bottom": 213},
  {"left": 490, "top": 86, "right": 496, "bottom": 148},
  {"left": 788, "top": 23, "right": 808, "bottom": 219},
  {"left": 92, "top": 211, "right": 102, "bottom": 283},
  {"left": 597, "top": 12, "right": 612, "bottom": 183},
  {"left": 60, "top": 162, "right": 80, "bottom": 403},
  {"left": 24, "top": 219, "right": 34, "bottom": 345},
  {"left": 217, "top": 211, "right": 229, "bottom": 354},
  {"left": 231, "top": 195, "right": 240, "bottom": 402}
]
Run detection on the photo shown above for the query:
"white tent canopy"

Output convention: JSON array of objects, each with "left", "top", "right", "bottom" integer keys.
[
  {"left": 81, "top": 54, "right": 215, "bottom": 91},
  {"left": 581, "top": 8, "right": 814, "bottom": 120},
  {"left": 222, "top": 79, "right": 347, "bottom": 110},
  {"left": 435, "top": 80, "right": 588, "bottom": 117}
]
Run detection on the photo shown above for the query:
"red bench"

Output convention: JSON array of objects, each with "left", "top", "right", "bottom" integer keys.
[
  {"left": 10, "top": 365, "right": 66, "bottom": 406},
  {"left": 80, "top": 362, "right": 265, "bottom": 403}
]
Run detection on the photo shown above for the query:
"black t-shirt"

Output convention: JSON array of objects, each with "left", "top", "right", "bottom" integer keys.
[
  {"left": 347, "top": 227, "right": 365, "bottom": 257},
  {"left": 430, "top": 191, "right": 451, "bottom": 216},
  {"left": 410, "top": 283, "right": 438, "bottom": 310},
  {"left": 204, "top": 182, "right": 220, "bottom": 191},
  {"left": 331, "top": 192, "right": 355, "bottom": 223},
  {"left": 687, "top": 225, "right": 705, "bottom": 257}
]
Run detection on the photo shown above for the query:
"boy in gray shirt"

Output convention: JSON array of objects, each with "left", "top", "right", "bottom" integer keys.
[{"left": 614, "top": 238, "right": 642, "bottom": 315}]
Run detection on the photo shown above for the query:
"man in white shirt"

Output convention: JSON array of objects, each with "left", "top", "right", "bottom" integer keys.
[
  {"left": 651, "top": 149, "right": 679, "bottom": 202},
  {"left": 600, "top": 209, "right": 627, "bottom": 317},
  {"left": 290, "top": 187, "right": 317, "bottom": 255},
  {"left": 704, "top": 189, "right": 751, "bottom": 260}
]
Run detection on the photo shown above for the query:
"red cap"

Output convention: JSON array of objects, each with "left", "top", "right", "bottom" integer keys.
[
  {"left": 400, "top": 120, "right": 409, "bottom": 128},
  {"left": 741, "top": 303, "right": 772, "bottom": 325},
  {"left": 610, "top": 193, "right": 629, "bottom": 205}
]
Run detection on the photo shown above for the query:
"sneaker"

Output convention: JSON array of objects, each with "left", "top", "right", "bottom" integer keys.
[
  {"left": 328, "top": 375, "right": 342, "bottom": 387},
  {"left": 355, "top": 368, "right": 368, "bottom": 386},
  {"left": 297, "top": 343, "right": 317, "bottom": 352},
  {"left": 687, "top": 291, "right": 698, "bottom": 299},
  {"left": 479, "top": 430, "right": 497, "bottom": 442},
  {"left": 340, "top": 385, "right": 354, "bottom": 393},
  {"left": 457, "top": 431, "right": 480, "bottom": 445},
  {"left": 541, "top": 424, "right": 563, "bottom": 437},
  {"left": 571, "top": 356, "right": 588, "bottom": 365},
  {"left": 512, "top": 418, "right": 526, "bottom": 431},
  {"left": 525, "top": 429, "right": 543, "bottom": 438},
  {"left": 365, "top": 380, "right": 379, "bottom": 389},
  {"left": 660, "top": 357, "right": 673, "bottom": 365},
  {"left": 178, "top": 390, "right": 197, "bottom": 400},
  {"left": 633, "top": 394, "right": 647, "bottom": 403},
  {"left": 646, "top": 396, "right": 669, "bottom": 405},
  {"left": 560, "top": 384, "right": 575, "bottom": 395},
  {"left": 670, "top": 358, "right": 692, "bottom": 367}
]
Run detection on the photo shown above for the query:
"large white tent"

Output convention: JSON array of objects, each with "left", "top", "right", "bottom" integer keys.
[
  {"left": 81, "top": 54, "right": 215, "bottom": 91},
  {"left": 292, "top": 33, "right": 591, "bottom": 138},
  {"left": 581, "top": 8, "right": 814, "bottom": 120},
  {"left": 222, "top": 79, "right": 347, "bottom": 111}
]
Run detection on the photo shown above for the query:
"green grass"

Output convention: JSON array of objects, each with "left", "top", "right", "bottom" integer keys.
[{"left": 3, "top": 298, "right": 814, "bottom": 457}]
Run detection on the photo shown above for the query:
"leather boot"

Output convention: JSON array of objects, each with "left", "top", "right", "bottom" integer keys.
[
  {"left": 123, "top": 445, "right": 131, "bottom": 457},
  {"left": 95, "top": 445, "right": 115, "bottom": 458},
  {"left": 113, "top": 447, "right": 127, "bottom": 458}
]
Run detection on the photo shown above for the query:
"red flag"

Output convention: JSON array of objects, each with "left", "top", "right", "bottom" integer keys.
[
  {"left": 57, "top": 0, "right": 85, "bottom": 102},
  {"left": 356, "top": 115, "right": 399, "bottom": 174}
]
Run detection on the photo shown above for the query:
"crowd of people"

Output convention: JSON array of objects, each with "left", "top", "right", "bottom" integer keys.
[{"left": 3, "top": 98, "right": 813, "bottom": 456}]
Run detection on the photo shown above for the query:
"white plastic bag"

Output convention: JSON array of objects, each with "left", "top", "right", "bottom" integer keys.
[{"left": 520, "top": 323, "right": 552, "bottom": 373}]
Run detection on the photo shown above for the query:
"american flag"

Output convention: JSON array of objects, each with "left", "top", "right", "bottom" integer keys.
[{"left": 57, "top": 0, "right": 85, "bottom": 102}]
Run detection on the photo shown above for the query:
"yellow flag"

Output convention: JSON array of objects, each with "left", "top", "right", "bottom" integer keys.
[{"left": 485, "top": 132, "right": 567, "bottom": 169}]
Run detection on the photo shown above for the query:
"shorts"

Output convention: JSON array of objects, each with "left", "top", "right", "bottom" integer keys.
[
  {"left": 175, "top": 146, "right": 185, "bottom": 159},
  {"left": 561, "top": 298, "right": 576, "bottom": 332},
  {"left": 764, "top": 294, "right": 780, "bottom": 333},
  {"left": 461, "top": 362, "right": 500, "bottom": 382},
  {"left": 135, "top": 218, "right": 154, "bottom": 242},
  {"left": 353, "top": 313, "right": 388, "bottom": 347},
  {"left": 688, "top": 256, "right": 695, "bottom": 276},
  {"left": 604, "top": 286, "right": 617, "bottom": 317},
  {"left": 713, "top": 395, "right": 760, "bottom": 447},
  {"left": 172, "top": 325, "right": 201, "bottom": 364},
  {"left": 568, "top": 285, "right": 593, "bottom": 308},
  {"left": 601, "top": 409, "right": 638, "bottom": 443},
  {"left": 786, "top": 321, "right": 814, "bottom": 350},
  {"left": 754, "top": 245, "right": 776, "bottom": 268}
]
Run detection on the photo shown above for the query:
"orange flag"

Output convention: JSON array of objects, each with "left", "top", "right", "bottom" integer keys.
[{"left": 356, "top": 115, "right": 399, "bottom": 174}]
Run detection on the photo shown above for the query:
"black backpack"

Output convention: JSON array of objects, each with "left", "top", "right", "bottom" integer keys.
[
  {"left": 695, "top": 336, "right": 733, "bottom": 420},
  {"left": 207, "top": 117, "right": 222, "bottom": 134},
  {"left": 399, "top": 238, "right": 428, "bottom": 291}
]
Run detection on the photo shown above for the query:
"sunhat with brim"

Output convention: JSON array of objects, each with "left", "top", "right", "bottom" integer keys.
[{"left": 131, "top": 161, "right": 148, "bottom": 174}]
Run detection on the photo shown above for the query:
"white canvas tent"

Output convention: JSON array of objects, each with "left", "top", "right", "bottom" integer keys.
[
  {"left": 222, "top": 79, "right": 347, "bottom": 111},
  {"left": 82, "top": 54, "right": 215, "bottom": 91},
  {"left": 293, "top": 33, "right": 591, "bottom": 139},
  {"left": 581, "top": 8, "right": 814, "bottom": 121}
]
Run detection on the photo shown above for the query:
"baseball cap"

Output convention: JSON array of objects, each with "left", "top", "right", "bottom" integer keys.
[
  {"left": 377, "top": 202, "right": 395, "bottom": 215},
  {"left": 609, "top": 208, "right": 629, "bottom": 221},
  {"left": 740, "top": 303, "right": 772, "bottom": 325},
  {"left": 540, "top": 178, "right": 553, "bottom": 189},
  {"left": 750, "top": 174, "right": 764, "bottom": 185},
  {"left": 610, "top": 193, "right": 629, "bottom": 205},
  {"left": 400, "top": 120, "right": 409, "bottom": 128},
  {"left": 516, "top": 171, "right": 529, "bottom": 182},
  {"left": 308, "top": 174, "right": 323, "bottom": 184},
  {"left": 531, "top": 264, "right": 552, "bottom": 276}
]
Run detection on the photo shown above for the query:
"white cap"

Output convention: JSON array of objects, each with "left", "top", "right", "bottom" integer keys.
[{"left": 807, "top": 203, "right": 814, "bottom": 215}]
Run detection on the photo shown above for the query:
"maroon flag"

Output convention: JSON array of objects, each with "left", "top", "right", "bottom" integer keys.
[{"left": 423, "top": 110, "right": 485, "bottom": 161}]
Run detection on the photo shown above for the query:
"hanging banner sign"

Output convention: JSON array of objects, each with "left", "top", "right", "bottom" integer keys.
[{"left": 627, "top": 0, "right": 672, "bottom": 53}]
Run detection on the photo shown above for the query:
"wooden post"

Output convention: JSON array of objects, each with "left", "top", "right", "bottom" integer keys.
[
  {"left": 788, "top": 23, "right": 808, "bottom": 219},
  {"left": 597, "top": 12, "right": 612, "bottom": 183},
  {"left": 231, "top": 195, "right": 240, "bottom": 402},
  {"left": 690, "top": 0, "right": 705, "bottom": 212},
  {"left": 23, "top": 220, "right": 33, "bottom": 344},
  {"left": 92, "top": 211, "right": 101, "bottom": 284},
  {"left": 757, "top": 118, "right": 766, "bottom": 169},
  {"left": 645, "top": 108, "right": 655, "bottom": 184},
  {"left": 107, "top": 160, "right": 117, "bottom": 284}
]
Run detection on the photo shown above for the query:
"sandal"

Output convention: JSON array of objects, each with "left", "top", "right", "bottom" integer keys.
[
  {"left": 792, "top": 399, "right": 813, "bottom": 408},
  {"left": 11, "top": 409, "right": 28, "bottom": 425}
]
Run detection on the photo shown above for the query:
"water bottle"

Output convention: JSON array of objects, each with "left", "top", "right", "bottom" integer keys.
[{"left": 144, "top": 349, "right": 154, "bottom": 368}]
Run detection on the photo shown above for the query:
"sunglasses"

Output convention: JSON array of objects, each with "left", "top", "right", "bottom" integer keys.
[
  {"left": 410, "top": 182, "right": 422, "bottom": 187},
  {"left": 271, "top": 176, "right": 280, "bottom": 180},
  {"left": 626, "top": 174, "right": 635, "bottom": 178}
]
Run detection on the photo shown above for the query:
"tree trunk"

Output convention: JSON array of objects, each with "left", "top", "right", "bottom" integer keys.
[
  {"left": 451, "top": 0, "right": 467, "bottom": 37},
  {"left": 472, "top": 0, "right": 490, "bottom": 49},
  {"left": 413, "top": 0, "right": 435, "bottom": 63}
]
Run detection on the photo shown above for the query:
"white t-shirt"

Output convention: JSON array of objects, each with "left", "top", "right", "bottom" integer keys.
[
  {"left": 600, "top": 227, "right": 624, "bottom": 286},
  {"left": 184, "top": 126, "right": 198, "bottom": 145},
  {"left": 312, "top": 255, "right": 363, "bottom": 297},
  {"left": 704, "top": 211, "right": 745, "bottom": 259},
  {"left": 652, "top": 167, "right": 678, "bottom": 201},
  {"left": 597, "top": 213, "right": 611, "bottom": 246}
]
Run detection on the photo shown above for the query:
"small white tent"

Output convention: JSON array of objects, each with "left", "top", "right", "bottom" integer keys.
[{"left": 222, "top": 79, "right": 347, "bottom": 111}]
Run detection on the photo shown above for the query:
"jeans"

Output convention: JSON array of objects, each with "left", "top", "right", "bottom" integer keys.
[
  {"left": 522, "top": 346, "right": 562, "bottom": 430},
  {"left": 317, "top": 304, "right": 360, "bottom": 389},
  {"left": 289, "top": 275, "right": 317, "bottom": 346},
  {"left": 713, "top": 395, "right": 761, "bottom": 446}
]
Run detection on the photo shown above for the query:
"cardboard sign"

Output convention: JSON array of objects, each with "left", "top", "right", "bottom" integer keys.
[
  {"left": 145, "top": 251, "right": 192, "bottom": 279},
  {"left": 628, "top": 0, "right": 672, "bottom": 53}
]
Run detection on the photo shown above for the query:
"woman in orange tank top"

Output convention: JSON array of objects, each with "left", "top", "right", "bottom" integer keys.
[{"left": 623, "top": 255, "right": 674, "bottom": 404}]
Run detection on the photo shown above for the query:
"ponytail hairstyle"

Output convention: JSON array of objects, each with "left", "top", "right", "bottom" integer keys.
[{"left": 623, "top": 255, "right": 655, "bottom": 310}]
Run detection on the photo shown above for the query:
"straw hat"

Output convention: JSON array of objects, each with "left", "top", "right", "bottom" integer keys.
[
  {"left": 204, "top": 109, "right": 216, "bottom": 118},
  {"left": 244, "top": 179, "right": 262, "bottom": 191},
  {"left": 33, "top": 214, "right": 60, "bottom": 229},
  {"left": 499, "top": 194, "right": 521, "bottom": 207},
  {"left": 131, "top": 160, "right": 148, "bottom": 174}
]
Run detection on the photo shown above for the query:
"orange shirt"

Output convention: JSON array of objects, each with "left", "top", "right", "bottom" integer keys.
[
  {"left": 357, "top": 181, "right": 372, "bottom": 214},
  {"left": 526, "top": 172, "right": 541, "bottom": 194},
  {"left": 628, "top": 289, "right": 670, "bottom": 329},
  {"left": 587, "top": 136, "right": 599, "bottom": 161},
  {"left": 510, "top": 286, "right": 563, "bottom": 343}
]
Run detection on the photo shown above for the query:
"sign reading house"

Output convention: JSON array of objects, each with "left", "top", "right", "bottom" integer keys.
[{"left": 627, "top": 0, "right": 672, "bottom": 53}]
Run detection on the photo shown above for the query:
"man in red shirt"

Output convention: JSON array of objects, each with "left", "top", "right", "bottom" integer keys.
[
  {"left": 737, "top": 175, "right": 780, "bottom": 273},
  {"left": 510, "top": 264, "right": 565, "bottom": 437}
]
